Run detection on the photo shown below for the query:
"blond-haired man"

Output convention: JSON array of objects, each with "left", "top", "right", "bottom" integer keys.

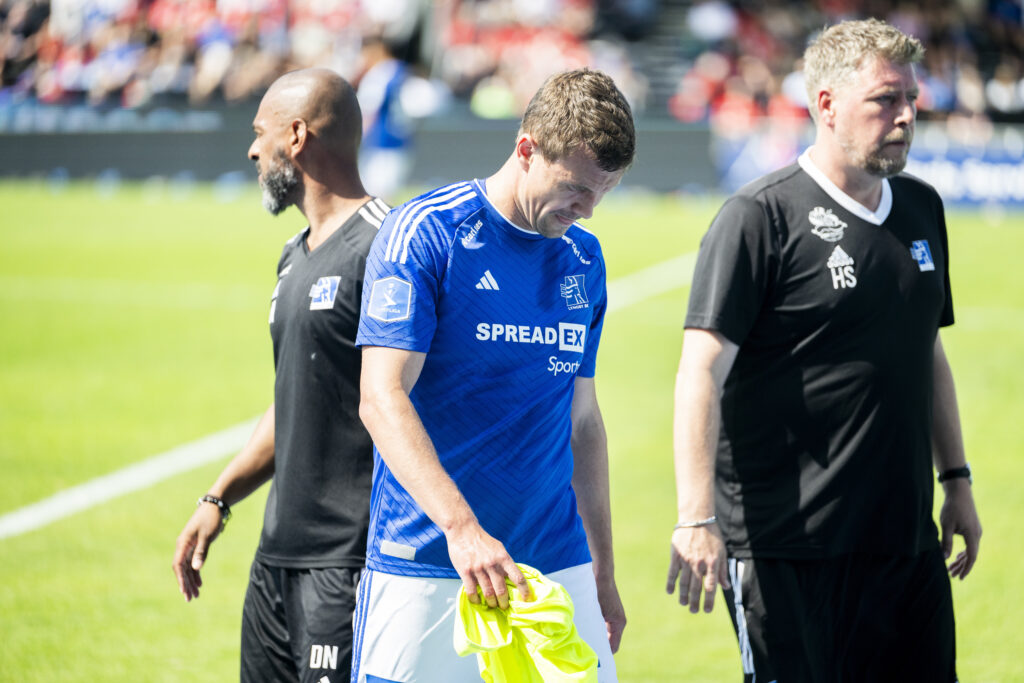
[
  {"left": 667, "top": 19, "right": 981, "bottom": 681},
  {"left": 353, "top": 68, "right": 635, "bottom": 682}
]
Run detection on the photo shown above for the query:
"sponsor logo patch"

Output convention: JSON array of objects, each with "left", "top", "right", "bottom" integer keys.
[
  {"left": 474, "top": 321, "right": 586, "bottom": 354},
  {"left": 809, "top": 206, "right": 847, "bottom": 242},
  {"left": 461, "top": 219, "right": 484, "bottom": 249},
  {"left": 910, "top": 240, "right": 935, "bottom": 271},
  {"left": 309, "top": 276, "right": 341, "bottom": 310},
  {"left": 558, "top": 322, "right": 586, "bottom": 352},
  {"left": 368, "top": 276, "right": 412, "bottom": 322},
  {"left": 561, "top": 235, "right": 592, "bottom": 265},
  {"left": 548, "top": 356, "right": 581, "bottom": 376}
]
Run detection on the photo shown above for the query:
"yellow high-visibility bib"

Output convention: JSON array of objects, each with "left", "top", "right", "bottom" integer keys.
[{"left": 453, "top": 564, "right": 598, "bottom": 683}]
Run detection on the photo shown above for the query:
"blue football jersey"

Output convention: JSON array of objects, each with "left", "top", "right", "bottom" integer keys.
[{"left": 356, "top": 179, "right": 607, "bottom": 577}]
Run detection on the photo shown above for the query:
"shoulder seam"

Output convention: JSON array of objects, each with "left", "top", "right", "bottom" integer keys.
[{"left": 743, "top": 164, "right": 804, "bottom": 199}]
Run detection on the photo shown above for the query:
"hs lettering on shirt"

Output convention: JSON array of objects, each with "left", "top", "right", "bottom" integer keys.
[{"left": 826, "top": 245, "right": 857, "bottom": 290}]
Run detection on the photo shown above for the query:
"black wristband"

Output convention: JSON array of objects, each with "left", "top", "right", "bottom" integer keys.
[
  {"left": 937, "top": 464, "right": 972, "bottom": 484},
  {"left": 197, "top": 494, "right": 232, "bottom": 523}
]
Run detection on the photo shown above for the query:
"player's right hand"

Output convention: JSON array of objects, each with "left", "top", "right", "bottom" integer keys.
[
  {"left": 666, "top": 525, "right": 730, "bottom": 614},
  {"left": 172, "top": 504, "right": 223, "bottom": 601},
  {"left": 445, "top": 523, "right": 531, "bottom": 609}
]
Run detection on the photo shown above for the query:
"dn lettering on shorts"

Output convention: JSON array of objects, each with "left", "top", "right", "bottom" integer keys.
[{"left": 309, "top": 644, "right": 338, "bottom": 669}]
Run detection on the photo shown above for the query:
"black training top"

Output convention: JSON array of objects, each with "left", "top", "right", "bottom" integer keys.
[
  {"left": 256, "top": 197, "right": 390, "bottom": 568},
  {"left": 685, "top": 159, "right": 953, "bottom": 560}
]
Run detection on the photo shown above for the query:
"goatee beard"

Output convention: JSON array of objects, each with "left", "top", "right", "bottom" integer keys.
[
  {"left": 841, "top": 129, "right": 913, "bottom": 179},
  {"left": 866, "top": 132, "right": 912, "bottom": 178},
  {"left": 863, "top": 151, "right": 908, "bottom": 178},
  {"left": 259, "top": 151, "right": 299, "bottom": 215}
]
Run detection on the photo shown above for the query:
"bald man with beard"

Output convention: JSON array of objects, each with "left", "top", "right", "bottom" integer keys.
[{"left": 173, "top": 68, "right": 392, "bottom": 682}]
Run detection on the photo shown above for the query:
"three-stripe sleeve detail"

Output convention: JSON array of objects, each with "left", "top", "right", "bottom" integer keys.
[
  {"left": 359, "top": 197, "right": 391, "bottom": 229},
  {"left": 384, "top": 183, "right": 475, "bottom": 263}
]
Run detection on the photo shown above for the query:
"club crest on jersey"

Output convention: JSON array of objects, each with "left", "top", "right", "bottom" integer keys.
[
  {"left": 826, "top": 246, "right": 857, "bottom": 289},
  {"left": 910, "top": 240, "right": 935, "bottom": 271},
  {"left": 809, "top": 206, "right": 847, "bottom": 242},
  {"left": 368, "top": 276, "right": 412, "bottom": 322},
  {"left": 309, "top": 276, "right": 341, "bottom": 310},
  {"left": 560, "top": 275, "right": 588, "bottom": 310}
]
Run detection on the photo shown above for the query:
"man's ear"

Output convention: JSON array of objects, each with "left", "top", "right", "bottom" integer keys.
[
  {"left": 816, "top": 89, "right": 835, "bottom": 127},
  {"left": 289, "top": 118, "right": 308, "bottom": 155},
  {"left": 516, "top": 134, "right": 537, "bottom": 170}
]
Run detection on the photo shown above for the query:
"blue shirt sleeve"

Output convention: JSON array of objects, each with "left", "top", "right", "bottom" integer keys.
[
  {"left": 357, "top": 206, "right": 451, "bottom": 351},
  {"left": 577, "top": 245, "right": 606, "bottom": 378}
]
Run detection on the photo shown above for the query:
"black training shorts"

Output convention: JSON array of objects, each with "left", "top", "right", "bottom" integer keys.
[
  {"left": 241, "top": 560, "right": 360, "bottom": 683},
  {"left": 721, "top": 549, "right": 956, "bottom": 683}
]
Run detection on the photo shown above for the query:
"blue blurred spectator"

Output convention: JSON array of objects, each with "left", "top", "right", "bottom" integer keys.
[{"left": 356, "top": 35, "right": 415, "bottom": 199}]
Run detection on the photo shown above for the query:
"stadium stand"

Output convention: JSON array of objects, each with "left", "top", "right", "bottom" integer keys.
[
  {"left": 1, "top": 0, "right": 1022, "bottom": 122},
  {"left": 1, "top": 1, "right": 1022, "bottom": 200}
]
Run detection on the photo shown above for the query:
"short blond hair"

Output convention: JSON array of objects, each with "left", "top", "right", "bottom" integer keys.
[
  {"left": 803, "top": 18, "right": 924, "bottom": 121},
  {"left": 520, "top": 68, "right": 635, "bottom": 172}
]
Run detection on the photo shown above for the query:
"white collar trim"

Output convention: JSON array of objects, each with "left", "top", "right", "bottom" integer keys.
[{"left": 798, "top": 150, "right": 892, "bottom": 225}]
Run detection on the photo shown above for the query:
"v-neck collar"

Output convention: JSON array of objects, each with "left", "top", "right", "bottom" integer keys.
[{"left": 798, "top": 150, "right": 892, "bottom": 226}]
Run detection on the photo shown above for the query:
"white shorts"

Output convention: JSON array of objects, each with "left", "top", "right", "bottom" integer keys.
[{"left": 351, "top": 562, "right": 618, "bottom": 683}]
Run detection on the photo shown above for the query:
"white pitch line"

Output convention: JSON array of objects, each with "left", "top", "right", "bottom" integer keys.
[
  {"left": 607, "top": 251, "right": 697, "bottom": 313},
  {"left": 0, "top": 419, "right": 259, "bottom": 540},
  {"left": 0, "top": 251, "right": 698, "bottom": 541}
]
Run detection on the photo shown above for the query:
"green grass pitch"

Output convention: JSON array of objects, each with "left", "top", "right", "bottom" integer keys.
[{"left": 0, "top": 180, "right": 1021, "bottom": 681}]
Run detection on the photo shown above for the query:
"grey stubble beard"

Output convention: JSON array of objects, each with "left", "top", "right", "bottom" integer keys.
[{"left": 258, "top": 150, "right": 300, "bottom": 215}]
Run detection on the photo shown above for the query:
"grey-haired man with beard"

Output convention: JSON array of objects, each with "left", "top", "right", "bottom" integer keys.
[{"left": 172, "top": 68, "right": 390, "bottom": 682}]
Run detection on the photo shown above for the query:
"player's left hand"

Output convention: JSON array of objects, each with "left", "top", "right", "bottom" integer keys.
[
  {"left": 595, "top": 574, "right": 626, "bottom": 653},
  {"left": 939, "top": 479, "right": 982, "bottom": 580}
]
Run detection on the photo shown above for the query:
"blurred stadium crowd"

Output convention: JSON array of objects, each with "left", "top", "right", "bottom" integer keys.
[{"left": 1, "top": 0, "right": 1022, "bottom": 126}]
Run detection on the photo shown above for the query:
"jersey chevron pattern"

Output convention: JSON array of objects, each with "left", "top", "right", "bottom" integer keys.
[{"left": 357, "top": 179, "right": 607, "bottom": 578}]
